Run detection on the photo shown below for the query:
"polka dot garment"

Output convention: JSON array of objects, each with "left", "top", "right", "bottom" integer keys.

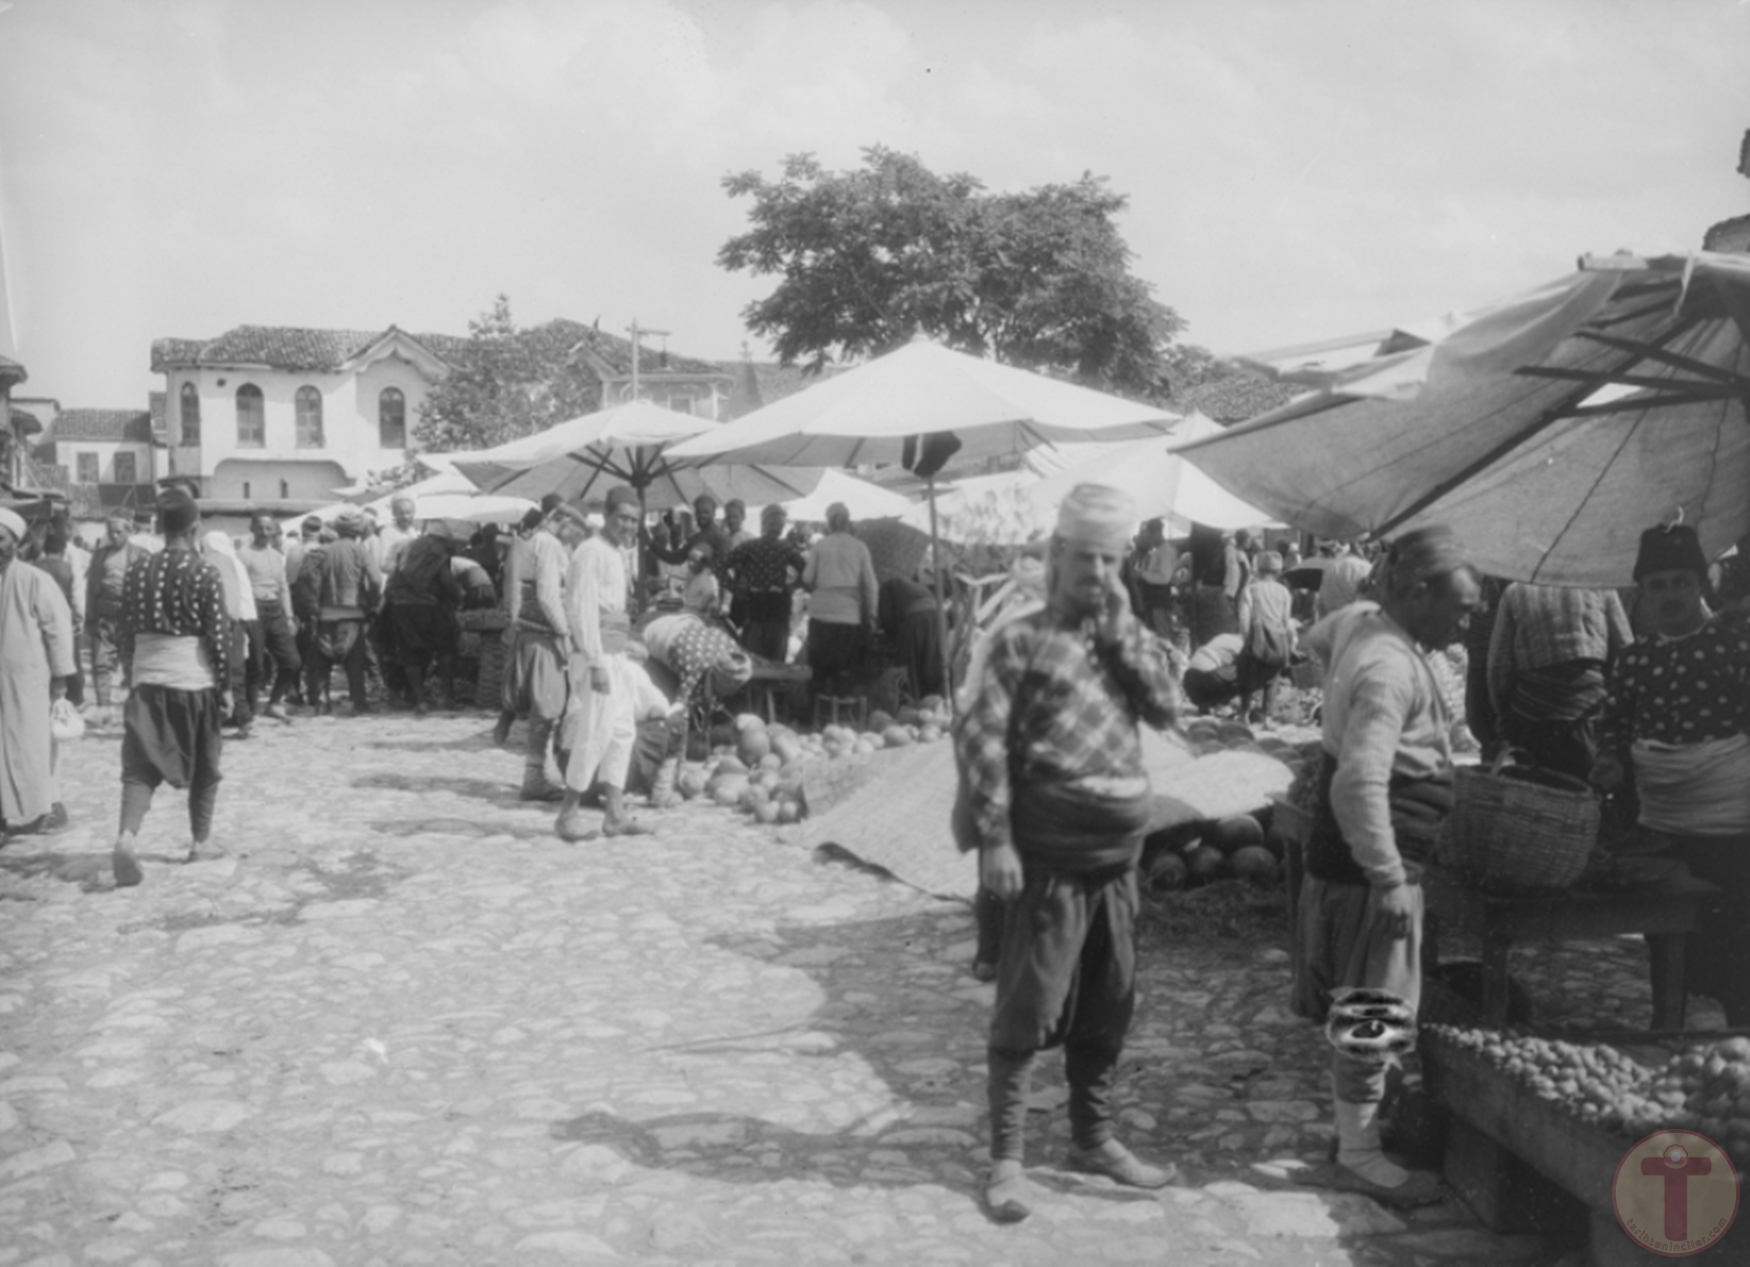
[
  {"left": 120, "top": 550, "right": 231, "bottom": 683},
  {"left": 1601, "top": 618, "right": 1750, "bottom": 749}
]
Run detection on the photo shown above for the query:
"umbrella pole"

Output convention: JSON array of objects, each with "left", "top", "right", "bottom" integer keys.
[{"left": 927, "top": 475, "right": 954, "bottom": 715}]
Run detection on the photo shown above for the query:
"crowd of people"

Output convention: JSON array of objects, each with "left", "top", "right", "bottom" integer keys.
[{"left": 1, "top": 475, "right": 1745, "bottom": 1227}]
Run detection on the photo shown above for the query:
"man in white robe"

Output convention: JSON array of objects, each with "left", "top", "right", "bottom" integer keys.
[
  {"left": 556, "top": 487, "right": 651, "bottom": 840},
  {"left": 0, "top": 507, "right": 76, "bottom": 837}
]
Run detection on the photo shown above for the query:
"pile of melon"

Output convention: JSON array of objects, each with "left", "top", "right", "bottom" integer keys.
[
  {"left": 1144, "top": 811, "right": 1281, "bottom": 893},
  {"left": 672, "top": 698, "right": 954, "bottom": 825}
]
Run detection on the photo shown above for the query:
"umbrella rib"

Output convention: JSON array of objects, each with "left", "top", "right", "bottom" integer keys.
[
  {"left": 1566, "top": 388, "right": 1738, "bottom": 417},
  {"left": 1577, "top": 326, "right": 1750, "bottom": 389},
  {"left": 1528, "top": 404, "right": 1652, "bottom": 585},
  {"left": 1514, "top": 366, "right": 1736, "bottom": 395},
  {"left": 1373, "top": 374, "right": 1635, "bottom": 540},
  {"left": 1375, "top": 315, "right": 1712, "bottom": 538}
]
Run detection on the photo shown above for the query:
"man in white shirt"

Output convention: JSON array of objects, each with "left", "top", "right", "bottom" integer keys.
[{"left": 556, "top": 487, "right": 651, "bottom": 841}]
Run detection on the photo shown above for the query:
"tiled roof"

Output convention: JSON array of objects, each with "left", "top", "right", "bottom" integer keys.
[
  {"left": 1174, "top": 373, "right": 1301, "bottom": 424},
  {"left": 718, "top": 359, "right": 837, "bottom": 419},
  {"left": 557, "top": 321, "right": 728, "bottom": 379},
  {"left": 50, "top": 408, "right": 155, "bottom": 442},
  {"left": 150, "top": 325, "right": 466, "bottom": 373}
]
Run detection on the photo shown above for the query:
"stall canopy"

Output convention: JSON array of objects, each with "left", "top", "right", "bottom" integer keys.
[
  {"left": 454, "top": 399, "right": 820, "bottom": 513},
  {"left": 1033, "top": 412, "right": 1277, "bottom": 533},
  {"left": 668, "top": 337, "right": 1181, "bottom": 696},
  {"left": 1175, "top": 252, "right": 1750, "bottom": 585},
  {"left": 775, "top": 468, "right": 913, "bottom": 523}
]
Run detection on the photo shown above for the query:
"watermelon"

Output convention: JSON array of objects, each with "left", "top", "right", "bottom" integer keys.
[
  {"left": 1145, "top": 852, "right": 1188, "bottom": 894},
  {"left": 1208, "top": 815, "right": 1265, "bottom": 855},
  {"left": 882, "top": 726, "right": 914, "bottom": 748},
  {"left": 1231, "top": 846, "right": 1280, "bottom": 888},
  {"left": 1186, "top": 845, "right": 1227, "bottom": 883}
]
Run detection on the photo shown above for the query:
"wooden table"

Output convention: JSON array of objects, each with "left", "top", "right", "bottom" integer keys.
[{"left": 1423, "top": 867, "right": 1713, "bottom": 1030}]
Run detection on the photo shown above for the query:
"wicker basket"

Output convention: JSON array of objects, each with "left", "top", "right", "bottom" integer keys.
[
  {"left": 1438, "top": 757, "right": 1600, "bottom": 893},
  {"left": 474, "top": 637, "right": 508, "bottom": 710}
]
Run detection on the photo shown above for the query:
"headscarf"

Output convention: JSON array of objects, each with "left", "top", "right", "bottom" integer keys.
[
  {"left": 1382, "top": 525, "right": 1469, "bottom": 597},
  {"left": 333, "top": 507, "right": 368, "bottom": 539},
  {"left": 0, "top": 507, "right": 25, "bottom": 542},
  {"left": 1054, "top": 483, "right": 1136, "bottom": 551},
  {"left": 202, "top": 529, "right": 258, "bottom": 621}
]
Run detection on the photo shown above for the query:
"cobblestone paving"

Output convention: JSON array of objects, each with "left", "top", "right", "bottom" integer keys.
[{"left": 1, "top": 712, "right": 1579, "bottom": 1265}]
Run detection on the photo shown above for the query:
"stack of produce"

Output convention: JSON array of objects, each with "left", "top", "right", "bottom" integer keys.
[
  {"left": 674, "top": 698, "right": 954, "bottom": 825},
  {"left": 1425, "top": 1025, "right": 1750, "bottom": 1154}
]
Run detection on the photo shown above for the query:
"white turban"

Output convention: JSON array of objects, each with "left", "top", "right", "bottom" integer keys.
[
  {"left": 0, "top": 507, "right": 25, "bottom": 542},
  {"left": 1054, "top": 483, "right": 1137, "bottom": 550}
]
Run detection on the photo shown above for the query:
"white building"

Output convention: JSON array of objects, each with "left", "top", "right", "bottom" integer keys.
[
  {"left": 34, "top": 402, "right": 160, "bottom": 520},
  {"left": 150, "top": 325, "right": 465, "bottom": 502}
]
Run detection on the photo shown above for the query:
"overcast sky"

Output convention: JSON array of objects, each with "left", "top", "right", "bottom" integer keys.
[{"left": 1, "top": 0, "right": 1745, "bottom": 408}]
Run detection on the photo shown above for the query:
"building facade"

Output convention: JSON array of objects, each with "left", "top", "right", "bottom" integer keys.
[
  {"left": 150, "top": 325, "right": 465, "bottom": 501},
  {"left": 34, "top": 403, "right": 160, "bottom": 519}
]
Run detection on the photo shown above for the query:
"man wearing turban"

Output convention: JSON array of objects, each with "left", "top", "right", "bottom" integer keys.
[
  {"left": 1294, "top": 525, "right": 1479, "bottom": 1205},
  {"left": 556, "top": 487, "right": 651, "bottom": 840},
  {"left": 954, "top": 483, "right": 1181, "bottom": 1222},
  {"left": 0, "top": 506, "right": 76, "bottom": 842},
  {"left": 110, "top": 489, "right": 232, "bottom": 885}
]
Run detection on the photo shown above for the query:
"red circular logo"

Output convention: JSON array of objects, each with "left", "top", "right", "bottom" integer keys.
[{"left": 1611, "top": 1129, "right": 1740, "bottom": 1257}]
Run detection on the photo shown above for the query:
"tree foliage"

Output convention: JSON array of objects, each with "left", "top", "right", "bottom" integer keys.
[
  {"left": 414, "top": 296, "right": 603, "bottom": 452},
  {"left": 718, "top": 147, "right": 1185, "bottom": 398}
]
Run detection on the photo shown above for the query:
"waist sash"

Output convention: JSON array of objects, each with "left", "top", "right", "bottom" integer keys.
[
  {"left": 132, "top": 632, "right": 216, "bottom": 691},
  {"left": 1305, "top": 750, "right": 1455, "bottom": 886},
  {"left": 1633, "top": 733, "right": 1750, "bottom": 837},
  {"left": 1011, "top": 777, "right": 1152, "bottom": 875}
]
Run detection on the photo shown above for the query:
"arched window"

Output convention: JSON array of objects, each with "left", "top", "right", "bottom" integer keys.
[
  {"left": 379, "top": 387, "right": 406, "bottom": 449},
  {"left": 179, "top": 382, "right": 201, "bottom": 445},
  {"left": 295, "top": 386, "right": 324, "bottom": 448},
  {"left": 236, "top": 384, "right": 265, "bottom": 448}
]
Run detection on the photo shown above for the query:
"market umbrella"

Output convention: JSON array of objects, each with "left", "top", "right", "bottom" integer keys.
[
  {"left": 1175, "top": 252, "right": 1750, "bottom": 585},
  {"left": 667, "top": 338, "right": 1182, "bottom": 697},
  {"left": 1032, "top": 411, "right": 1277, "bottom": 533},
  {"left": 775, "top": 468, "right": 914, "bottom": 523},
  {"left": 453, "top": 399, "right": 821, "bottom": 514}
]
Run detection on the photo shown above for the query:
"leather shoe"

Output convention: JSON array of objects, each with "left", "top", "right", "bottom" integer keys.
[{"left": 1064, "top": 1140, "right": 1177, "bottom": 1189}]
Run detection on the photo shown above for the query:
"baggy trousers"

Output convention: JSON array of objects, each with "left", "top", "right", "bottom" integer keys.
[{"left": 987, "top": 865, "right": 1138, "bottom": 1162}]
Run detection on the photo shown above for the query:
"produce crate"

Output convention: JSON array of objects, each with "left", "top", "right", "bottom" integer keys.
[
  {"left": 1422, "top": 1028, "right": 1627, "bottom": 1217},
  {"left": 1421, "top": 1031, "right": 1747, "bottom": 1264}
]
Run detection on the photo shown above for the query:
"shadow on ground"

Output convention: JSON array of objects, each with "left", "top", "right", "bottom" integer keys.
[{"left": 549, "top": 908, "right": 1161, "bottom": 1221}]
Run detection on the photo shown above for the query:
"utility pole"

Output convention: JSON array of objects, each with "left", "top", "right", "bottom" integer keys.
[{"left": 625, "top": 319, "right": 670, "bottom": 404}]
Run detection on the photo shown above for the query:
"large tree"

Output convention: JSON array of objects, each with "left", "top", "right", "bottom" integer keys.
[
  {"left": 718, "top": 147, "right": 1184, "bottom": 397},
  {"left": 414, "top": 296, "right": 603, "bottom": 452}
]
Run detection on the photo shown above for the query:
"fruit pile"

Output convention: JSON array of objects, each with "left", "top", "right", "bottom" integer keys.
[
  {"left": 1425, "top": 1025, "right": 1750, "bottom": 1152},
  {"left": 674, "top": 698, "right": 954, "bottom": 824}
]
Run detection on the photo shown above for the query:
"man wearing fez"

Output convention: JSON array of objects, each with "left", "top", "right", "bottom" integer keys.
[
  {"left": 1294, "top": 525, "right": 1479, "bottom": 1205},
  {"left": 0, "top": 507, "right": 76, "bottom": 842},
  {"left": 954, "top": 483, "right": 1181, "bottom": 1223},
  {"left": 557, "top": 487, "right": 651, "bottom": 840},
  {"left": 111, "top": 488, "right": 232, "bottom": 886},
  {"left": 1594, "top": 521, "right": 1750, "bottom": 1024}
]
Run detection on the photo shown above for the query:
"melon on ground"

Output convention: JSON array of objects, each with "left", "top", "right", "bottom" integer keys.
[{"left": 1231, "top": 846, "right": 1281, "bottom": 888}]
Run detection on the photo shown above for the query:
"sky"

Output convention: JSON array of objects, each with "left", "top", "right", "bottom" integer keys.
[{"left": 1, "top": 0, "right": 1746, "bottom": 408}]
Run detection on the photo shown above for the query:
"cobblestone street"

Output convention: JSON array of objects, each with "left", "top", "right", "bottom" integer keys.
[{"left": 1, "top": 712, "right": 1575, "bottom": 1266}]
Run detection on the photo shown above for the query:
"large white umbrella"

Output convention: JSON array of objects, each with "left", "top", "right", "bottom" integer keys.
[
  {"left": 453, "top": 399, "right": 820, "bottom": 513},
  {"left": 668, "top": 338, "right": 1182, "bottom": 697},
  {"left": 775, "top": 468, "right": 914, "bottom": 523},
  {"left": 1176, "top": 252, "right": 1750, "bottom": 585},
  {"left": 1032, "top": 411, "right": 1277, "bottom": 533}
]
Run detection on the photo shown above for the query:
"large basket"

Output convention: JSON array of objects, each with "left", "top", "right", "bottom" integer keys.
[
  {"left": 473, "top": 637, "right": 508, "bottom": 710},
  {"left": 1439, "top": 758, "right": 1600, "bottom": 893}
]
